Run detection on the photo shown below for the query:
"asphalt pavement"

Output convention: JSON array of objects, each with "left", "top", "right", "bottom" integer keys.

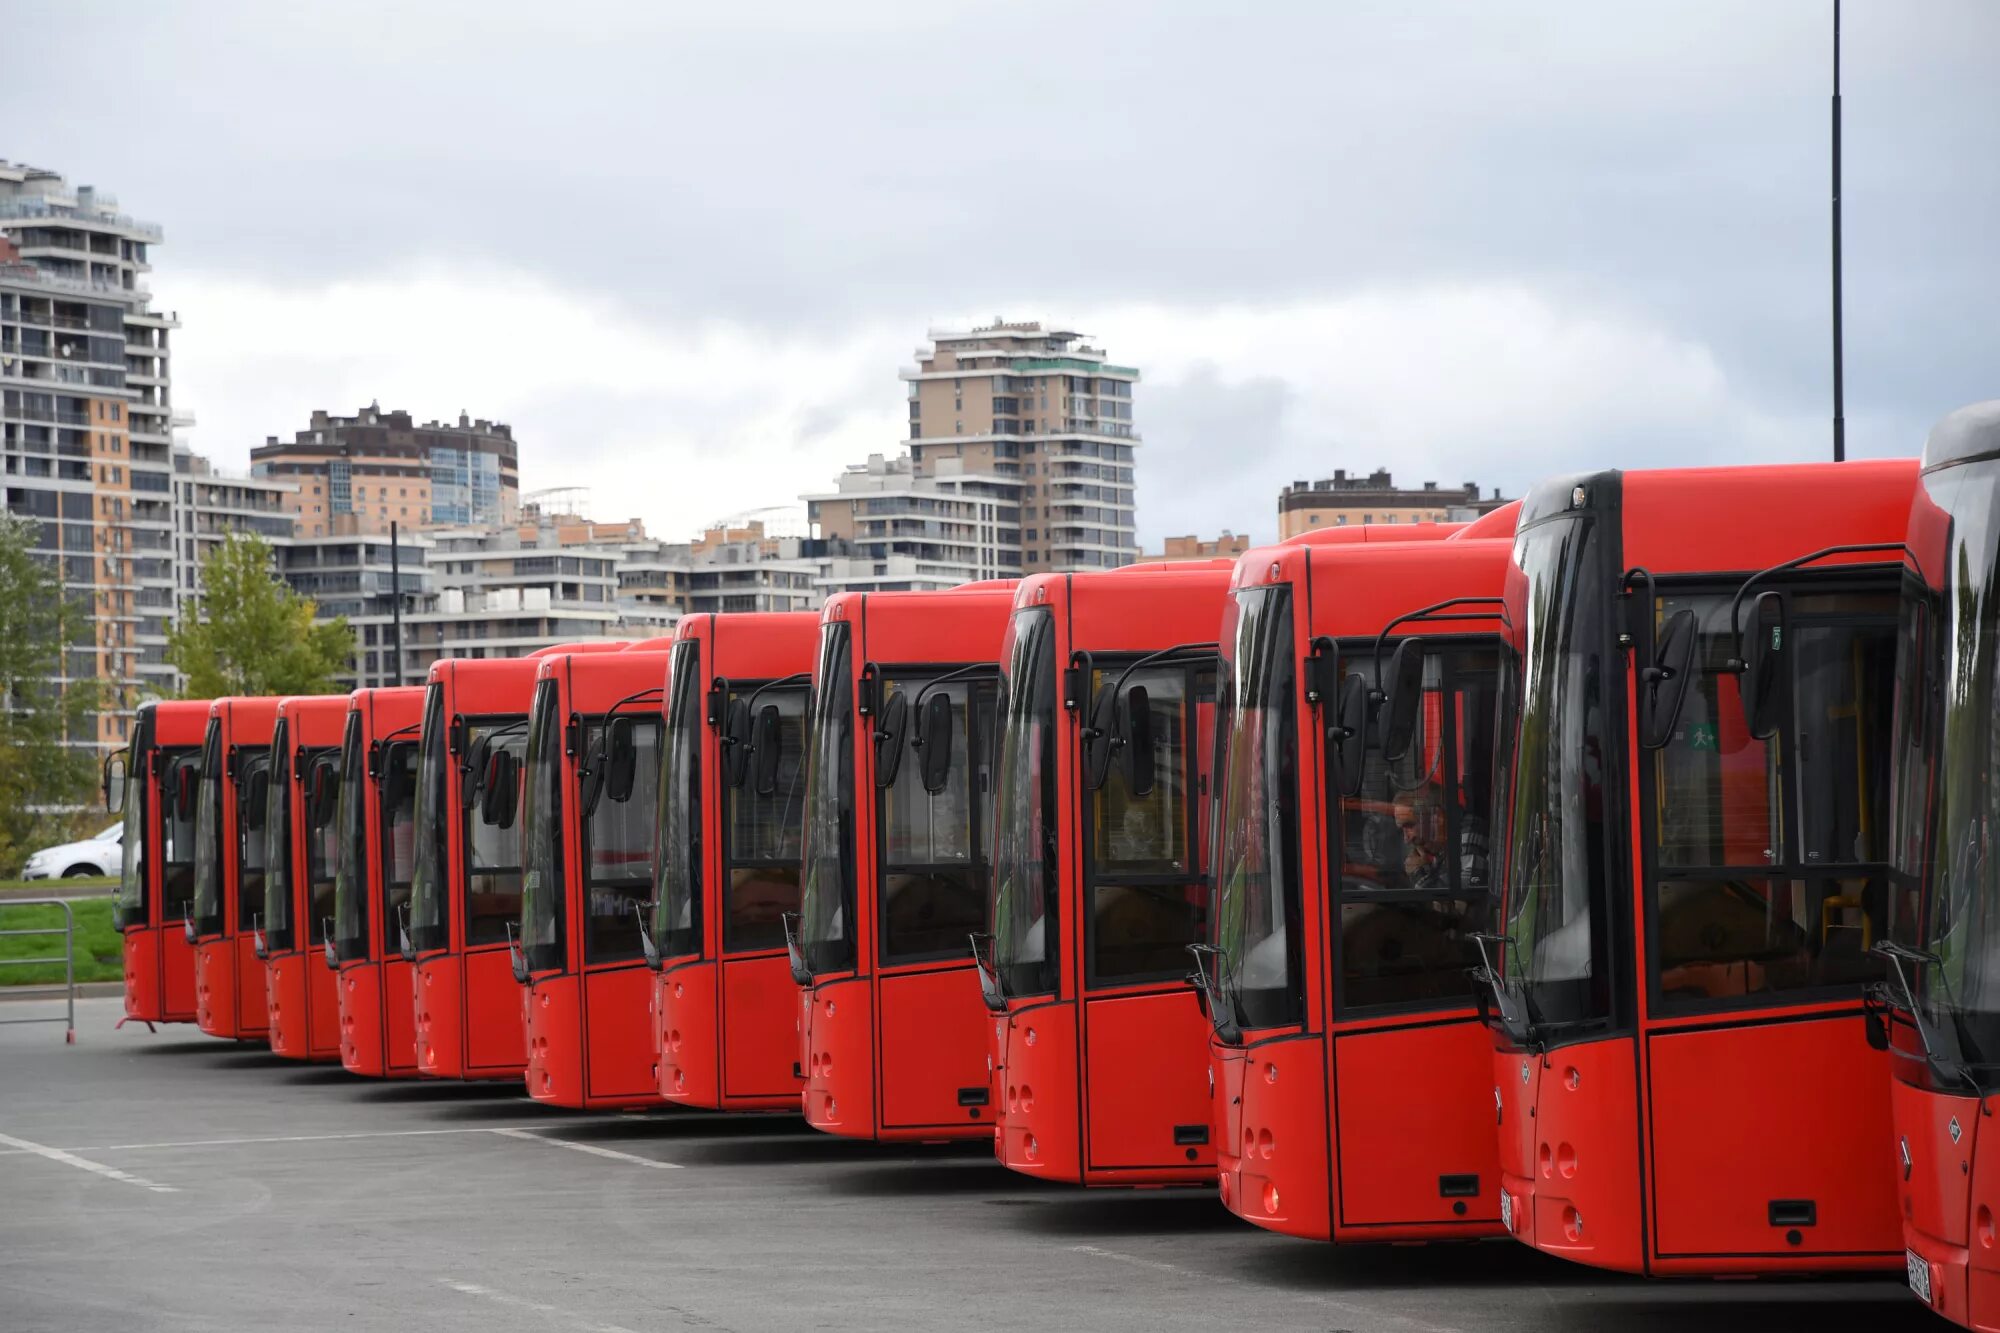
[{"left": 0, "top": 997, "right": 1942, "bottom": 1333}]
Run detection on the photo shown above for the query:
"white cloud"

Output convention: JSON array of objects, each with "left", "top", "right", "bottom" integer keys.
[{"left": 162, "top": 268, "right": 1862, "bottom": 552}]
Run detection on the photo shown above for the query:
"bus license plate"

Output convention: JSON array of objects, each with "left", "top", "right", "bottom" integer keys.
[
  {"left": 1908, "top": 1250, "right": 1933, "bottom": 1306},
  {"left": 1499, "top": 1190, "right": 1514, "bottom": 1233}
]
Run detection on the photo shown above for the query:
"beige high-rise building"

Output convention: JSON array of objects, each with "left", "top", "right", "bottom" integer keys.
[
  {"left": 901, "top": 319, "right": 1138, "bottom": 574},
  {"left": 250, "top": 404, "right": 520, "bottom": 538},
  {"left": 0, "top": 163, "right": 183, "bottom": 745}
]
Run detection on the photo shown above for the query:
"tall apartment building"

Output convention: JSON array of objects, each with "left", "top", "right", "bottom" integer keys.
[
  {"left": 172, "top": 447, "right": 298, "bottom": 603},
  {"left": 0, "top": 163, "right": 183, "bottom": 743},
  {"left": 250, "top": 404, "right": 520, "bottom": 538},
  {"left": 902, "top": 319, "right": 1137, "bottom": 574},
  {"left": 276, "top": 530, "right": 434, "bottom": 690},
  {"left": 803, "top": 452, "right": 1021, "bottom": 593},
  {"left": 1276, "top": 470, "right": 1508, "bottom": 539}
]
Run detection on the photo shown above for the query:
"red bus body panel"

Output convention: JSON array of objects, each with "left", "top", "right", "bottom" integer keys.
[
  {"left": 410, "top": 656, "right": 542, "bottom": 1081},
  {"left": 802, "top": 587, "right": 1014, "bottom": 1143},
  {"left": 1493, "top": 460, "right": 1914, "bottom": 1277},
  {"left": 522, "top": 648, "right": 673, "bottom": 1110},
  {"left": 993, "top": 565, "right": 1231, "bottom": 1187},
  {"left": 119, "top": 700, "right": 210, "bottom": 1026},
  {"left": 1214, "top": 530, "right": 1515, "bottom": 1239},
  {"left": 193, "top": 696, "right": 281, "bottom": 1041},
  {"left": 264, "top": 695, "right": 348, "bottom": 1062},
  {"left": 652, "top": 611, "right": 820, "bottom": 1111},
  {"left": 338, "top": 687, "right": 425, "bottom": 1078}
]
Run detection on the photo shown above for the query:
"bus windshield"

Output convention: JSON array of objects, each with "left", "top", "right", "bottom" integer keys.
[
  {"left": 880, "top": 672, "right": 994, "bottom": 965},
  {"left": 236, "top": 749, "right": 270, "bottom": 934},
  {"left": 465, "top": 720, "right": 527, "bottom": 947},
  {"left": 1212, "top": 587, "right": 1302, "bottom": 1030},
  {"left": 722, "top": 682, "right": 808, "bottom": 953},
  {"left": 408, "top": 685, "right": 451, "bottom": 954},
  {"left": 263, "top": 722, "right": 293, "bottom": 950},
  {"left": 798, "top": 623, "right": 856, "bottom": 976},
  {"left": 578, "top": 713, "right": 662, "bottom": 964},
  {"left": 333, "top": 712, "right": 370, "bottom": 962},
  {"left": 1911, "top": 460, "right": 2000, "bottom": 1081},
  {"left": 113, "top": 723, "right": 148, "bottom": 931},
  {"left": 191, "top": 719, "right": 224, "bottom": 937},
  {"left": 1496, "top": 514, "right": 1613, "bottom": 1040},
  {"left": 520, "top": 681, "right": 565, "bottom": 972},
  {"left": 378, "top": 739, "right": 418, "bottom": 956},
  {"left": 992, "top": 607, "right": 1059, "bottom": 998},
  {"left": 654, "top": 642, "right": 704, "bottom": 958},
  {"left": 160, "top": 748, "right": 200, "bottom": 925}
]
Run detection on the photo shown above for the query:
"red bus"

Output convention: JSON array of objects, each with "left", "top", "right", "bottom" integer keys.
[
  {"left": 1484, "top": 460, "right": 1916, "bottom": 1275},
  {"left": 1871, "top": 401, "right": 2000, "bottom": 1326},
  {"left": 407, "top": 656, "right": 542, "bottom": 1081},
  {"left": 106, "top": 699, "right": 209, "bottom": 1029},
  {"left": 514, "top": 643, "right": 671, "bottom": 1108},
  {"left": 191, "top": 696, "right": 282, "bottom": 1041},
  {"left": 978, "top": 563, "right": 1229, "bottom": 1186},
  {"left": 645, "top": 611, "right": 820, "bottom": 1110},
  {"left": 1201, "top": 524, "right": 1518, "bottom": 1240},
  {"left": 260, "top": 695, "right": 348, "bottom": 1061},
  {"left": 793, "top": 585, "right": 1015, "bottom": 1143},
  {"left": 332, "top": 686, "right": 426, "bottom": 1077}
]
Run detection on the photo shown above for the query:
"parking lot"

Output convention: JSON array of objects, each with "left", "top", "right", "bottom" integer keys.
[{"left": 0, "top": 996, "right": 1940, "bottom": 1333}]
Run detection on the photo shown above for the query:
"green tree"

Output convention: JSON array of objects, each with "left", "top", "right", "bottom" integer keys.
[
  {"left": 168, "top": 532, "right": 354, "bottom": 699},
  {"left": 0, "top": 512, "right": 103, "bottom": 872}
]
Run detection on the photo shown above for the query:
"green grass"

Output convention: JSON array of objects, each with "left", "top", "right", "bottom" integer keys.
[{"left": 0, "top": 897, "right": 121, "bottom": 984}]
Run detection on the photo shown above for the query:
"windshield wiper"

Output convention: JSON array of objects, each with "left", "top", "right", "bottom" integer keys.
[
  {"left": 1184, "top": 943, "right": 1241, "bottom": 1044},
  {"left": 969, "top": 932, "right": 1009, "bottom": 1015},
  {"left": 1870, "top": 939, "right": 1980, "bottom": 1093},
  {"left": 1469, "top": 931, "right": 1544, "bottom": 1048}
]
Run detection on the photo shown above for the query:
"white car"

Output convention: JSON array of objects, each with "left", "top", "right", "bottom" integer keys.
[{"left": 20, "top": 823, "right": 124, "bottom": 880}]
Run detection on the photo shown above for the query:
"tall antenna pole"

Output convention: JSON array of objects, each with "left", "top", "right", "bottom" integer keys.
[
  {"left": 389, "top": 520, "right": 405, "bottom": 687},
  {"left": 1831, "top": 0, "right": 1846, "bottom": 461}
]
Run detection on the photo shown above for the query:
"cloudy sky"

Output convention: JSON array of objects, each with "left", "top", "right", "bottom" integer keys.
[{"left": 5, "top": 1, "right": 1996, "bottom": 546}]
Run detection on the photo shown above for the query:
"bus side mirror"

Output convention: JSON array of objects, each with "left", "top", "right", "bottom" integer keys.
[
  {"left": 1121, "top": 684, "right": 1155, "bottom": 797},
  {"left": 480, "top": 751, "right": 519, "bottom": 829},
  {"left": 723, "top": 698, "right": 753, "bottom": 789},
  {"left": 918, "top": 691, "right": 956, "bottom": 795},
  {"left": 752, "top": 704, "right": 784, "bottom": 797},
  {"left": 463, "top": 734, "right": 492, "bottom": 810},
  {"left": 175, "top": 761, "right": 199, "bottom": 819},
  {"left": 1863, "top": 1003, "right": 1889, "bottom": 1052},
  {"left": 1641, "top": 607, "right": 1699, "bottom": 750},
  {"left": 307, "top": 758, "right": 338, "bottom": 827},
  {"left": 1740, "top": 590, "right": 1787, "bottom": 741},
  {"left": 1083, "top": 684, "right": 1117, "bottom": 792},
  {"left": 1379, "top": 639, "right": 1427, "bottom": 763},
  {"left": 604, "top": 716, "right": 639, "bottom": 805},
  {"left": 381, "top": 755, "right": 409, "bottom": 816},
  {"left": 104, "top": 753, "right": 127, "bottom": 813},
  {"left": 246, "top": 769, "right": 270, "bottom": 823},
  {"left": 1331, "top": 673, "right": 1370, "bottom": 798},
  {"left": 874, "top": 691, "right": 909, "bottom": 788}
]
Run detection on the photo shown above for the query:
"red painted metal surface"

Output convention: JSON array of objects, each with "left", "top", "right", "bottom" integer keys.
[
  {"left": 798, "top": 586, "right": 1015, "bottom": 1143},
  {"left": 1490, "top": 459, "right": 1917, "bottom": 1278},
  {"left": 336, "top": 687, "right": 426, "bottom": 1078},
  {"left": 191, "top": 696, "right": 282, "bottom": 1041},
  {"left": 649, "top": 612, "right": 820, "bottom": 1111},
  {"left": 1210, "top": 529, "right": 1515, "bottom": 1240},
  {"left": 263, "top": 695, "right": 347, "bottom": 1062},
  {"left": 113, "top": 699, "right": 210, "bottom": 1027},
  {"left": 518, "top": 646, "right": 673, "bottom": 1110},
  {"left": 407, "top": 657, "right": 542, "bottom": 1081}
]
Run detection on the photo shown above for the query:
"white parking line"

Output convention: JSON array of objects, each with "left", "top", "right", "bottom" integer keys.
[
  {"left": 74, "top": 1126, "right": 556, "bottom": 1152},
  {"left": 0, "top": 1130, "right": 177, "bottom": 1193},
  {"left": 438, "top": 1278, "right": 641, "bottom": 1333},
  {"left": 490, "top": 1127, "right": 681, "bottom": 1169}
]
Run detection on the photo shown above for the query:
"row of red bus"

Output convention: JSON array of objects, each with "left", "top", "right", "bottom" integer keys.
[{"left": 102, "top": 400, "right": 2000, "bottom": 1327}]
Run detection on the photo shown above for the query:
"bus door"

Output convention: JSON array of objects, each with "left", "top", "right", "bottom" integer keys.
[
  {"left": 579, "top": 712, "right": 664, "bottom": 1102},
  {"left": 1641, "top": 584, "right": 1902, "bottom": 1259},
  {"left": 1080, "top": 657, "right": 1214, "bottom": 1172},
  {"left": 463, "top": 720, "right": 529, "bottom": 1073},
  {"left": 379, "top": 735, "right": 421, "bottom": 1073},
  {"left": 234, "top": 745, "right": 272, "bottom": 1035},
  {"left": 1329, "top": 641, "right": 1502, "bottom": 1228},
  {"left": 874, "top": 670, "right": 997, "bottom": 1131},
  {"left": 717, "top": 680, "right": 809, "bottom": 1101}
]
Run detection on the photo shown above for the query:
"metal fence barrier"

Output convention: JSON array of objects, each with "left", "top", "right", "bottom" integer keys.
[{"left": 0, "top": 898, "right": 77, "bottom": 1043}]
